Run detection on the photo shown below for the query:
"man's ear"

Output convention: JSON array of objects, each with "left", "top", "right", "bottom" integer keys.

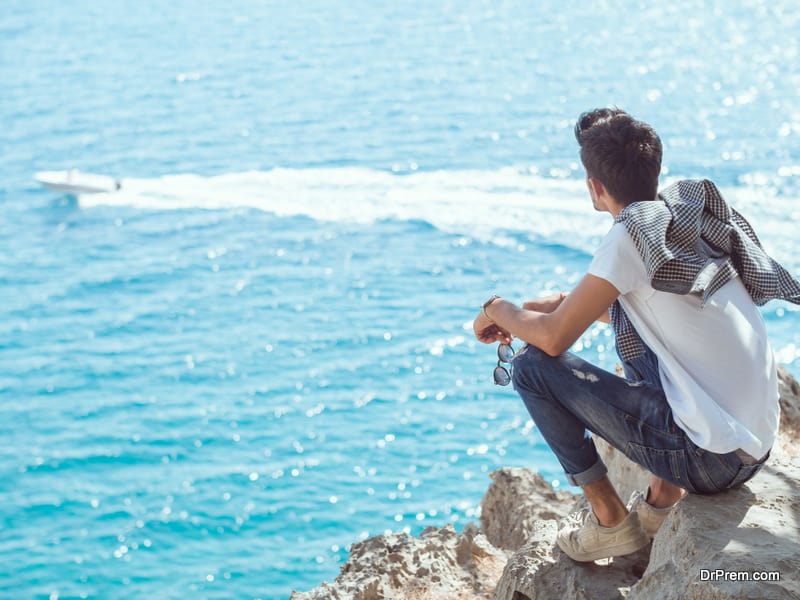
[{"left": 587, "top": 177, "right": 606, "bottom": 198}]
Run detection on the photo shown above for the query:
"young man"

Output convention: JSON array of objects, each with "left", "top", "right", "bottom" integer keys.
[{"left": 473, "top": 108, "right": 800, "bottom": 562}]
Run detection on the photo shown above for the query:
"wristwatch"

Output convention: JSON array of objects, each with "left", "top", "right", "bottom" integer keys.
[{"left": 481, "top": 295, "right": 501, "bottom": 322}]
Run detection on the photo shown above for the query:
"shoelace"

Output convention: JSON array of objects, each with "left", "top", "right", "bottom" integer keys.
[
  {"left": 562, "top": 508, "right": 591, "bottom": 529},
  {"left": 627, "top": 490, "right": 645, "bottom": 511}
]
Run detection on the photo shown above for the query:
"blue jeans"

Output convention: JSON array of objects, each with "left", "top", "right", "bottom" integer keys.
[{"left": 511, "top": 343, "right": 768, "bottom": 494}]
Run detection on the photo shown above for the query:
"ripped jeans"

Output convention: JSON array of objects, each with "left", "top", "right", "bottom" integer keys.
[{"left": 511, "top": 343, "right": 768, "bottom": 493}]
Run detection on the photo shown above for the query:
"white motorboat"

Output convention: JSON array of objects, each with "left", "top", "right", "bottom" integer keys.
[{"left": 35, "top": 170, "right": 121, "bottom": 194}]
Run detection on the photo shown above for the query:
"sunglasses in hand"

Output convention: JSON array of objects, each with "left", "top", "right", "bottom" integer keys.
[{"left": 493, "top": 343, "right": 515, "bottom": 386}]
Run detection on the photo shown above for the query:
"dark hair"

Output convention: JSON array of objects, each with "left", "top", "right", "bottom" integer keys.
[{"left": 574, "top": 108, "right": 662, "bottom": 206}]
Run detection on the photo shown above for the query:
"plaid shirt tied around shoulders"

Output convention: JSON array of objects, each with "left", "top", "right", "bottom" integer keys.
[{"left": 610, "top": 178, "right": 800, "bottom": 362}]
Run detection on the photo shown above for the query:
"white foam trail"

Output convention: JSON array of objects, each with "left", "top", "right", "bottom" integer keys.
[
  {"left": 78, "top": 167, "right": 609, "bottom": 249},
  {"left": 78, "top": 167, "right": 800, "bottom": 265}
]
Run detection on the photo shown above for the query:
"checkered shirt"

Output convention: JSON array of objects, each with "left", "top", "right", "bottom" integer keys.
[{"left": 609, "top": 178, "right": 800, "bottom": 361}]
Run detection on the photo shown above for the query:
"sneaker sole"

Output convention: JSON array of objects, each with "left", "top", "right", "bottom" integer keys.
[{"left": 557, "top": 535, "right": 651, "bottom": 562}]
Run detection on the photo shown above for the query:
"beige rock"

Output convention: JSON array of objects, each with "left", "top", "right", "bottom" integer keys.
[
  {"left": 479, "top": 467, "right": 574, "bottom": 552},
  {"left": 494, "top": 366, "right": 800, "bottom": 600},
  {"left": 297, "top": 366, "right": 800, "bottom": 599},
  {"left": 777, "top": 365, "right": 800, "bottom": 458},
  {"left": 628, "top": 457, "right": 800, "bottom": 600},
  {"left": 289, "top": 523, "right": 507, "bottom": 600},
  {"left": 495, "top": 457, "right": 800, "bottom": 600},
  {"left": 493, "top": 519, "right": 649, "bottom": 600}
]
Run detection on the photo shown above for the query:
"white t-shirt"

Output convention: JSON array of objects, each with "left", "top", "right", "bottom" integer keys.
[{"left": 588, "top": 222, "right": 779, "bottom": 459}]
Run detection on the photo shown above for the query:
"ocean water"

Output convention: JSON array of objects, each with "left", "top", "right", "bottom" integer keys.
[{"left": 2, "top": 1, "right": 800, "bottom": 598}]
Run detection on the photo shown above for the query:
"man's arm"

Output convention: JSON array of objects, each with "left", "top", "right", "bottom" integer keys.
[
  {"left": 475, "top": 274, "right": 619, "bottom": 356},
  {"left": 523, "top": 292, "right": 610, "bottom": 323}
]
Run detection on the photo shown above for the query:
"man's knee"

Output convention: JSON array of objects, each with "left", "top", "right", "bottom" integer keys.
[{"left": 511, "top": 344, "right": 558, "bottom": 389}]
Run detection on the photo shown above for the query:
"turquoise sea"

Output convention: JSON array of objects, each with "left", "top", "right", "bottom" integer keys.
[{"left": 2, "top": 1, "right": 799, "bottom": 598}]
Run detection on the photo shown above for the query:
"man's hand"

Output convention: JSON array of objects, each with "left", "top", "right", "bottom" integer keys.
[
  {"left": 523, "top": 292, "right": 567, "bottom": 314},
  {"left": 473, "top": 311, "right": 513, "bottom": 344},
  {"left": 474, "top": 276, "right": 619, "bottom": 356}
]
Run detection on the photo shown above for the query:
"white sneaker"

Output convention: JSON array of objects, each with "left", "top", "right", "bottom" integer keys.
[
  {"left": 627, "top": 489, "right": 681, "bottom": 539},
  {"left": 556, "top": 508, "right": 650, "bottom": 562}
]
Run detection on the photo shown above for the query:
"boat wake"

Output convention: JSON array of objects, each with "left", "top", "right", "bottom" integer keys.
[{"left": 53, "top": 166, "right": 800, "bottom": 264}]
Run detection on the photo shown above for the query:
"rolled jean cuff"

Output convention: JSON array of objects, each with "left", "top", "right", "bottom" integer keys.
[{"left": 565, "top": 459, "right": 608, "bottom": 487}]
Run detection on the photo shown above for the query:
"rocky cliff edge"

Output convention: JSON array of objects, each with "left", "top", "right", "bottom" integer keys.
[{"left": 292, "top": 367, "right": 800, "bottom": 599}]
